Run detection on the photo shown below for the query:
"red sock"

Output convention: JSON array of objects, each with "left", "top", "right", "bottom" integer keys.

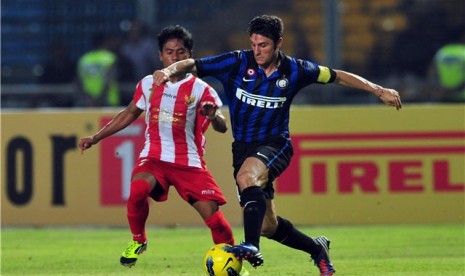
[
  {"left": 127, "top": 179, "right": 152, "bottom": 243},
  {"left": 204, "top": 211, "right": 234, "bottom": 245}
]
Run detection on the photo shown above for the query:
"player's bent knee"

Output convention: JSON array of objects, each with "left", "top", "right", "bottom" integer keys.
[
  {"left": 129, "top": 179, "right": 152, "bottom": 200},
  {"left": 194, "top": 201, "right": 219, "bottom": 219},
  {"left": 236, "top": 173, "right": 267, "bottom": 192},
  {"left": 235, "top": 173, "right": 252, "bottom": 190}
]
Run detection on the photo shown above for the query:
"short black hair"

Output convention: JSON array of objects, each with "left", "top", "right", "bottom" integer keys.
[
  {"left": 248, "top": 15, "right": 284, "bottom": 44},
  {"left": 157, "top": 25, "right": 193, "bottom": 52}
]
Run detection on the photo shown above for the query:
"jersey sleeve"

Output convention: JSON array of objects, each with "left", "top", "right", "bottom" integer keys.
[
  {"left": 133, "top": 76, "right": 153, "bottom": 111},
  {"left": 194, "top": 51, "right": 241, "bottom": 81},
  {"left": 199, "top": 82, "right": 223, "bottom": 108},
  {"left": 298, "top": 59, "right": 336, "bottom": 85},
  {"left": 196, "top": 75, "right": 223, "bottom": 107}
]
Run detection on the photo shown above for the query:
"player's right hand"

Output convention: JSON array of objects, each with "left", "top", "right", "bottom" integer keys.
[
  {"left": 78, "top": 136, "right": 95, "bottom": 154},
  {"left": 379, "top": 88, "right": 402, "bottom": 110},
  {"left": 199, "top": 101, "right": 218, "bottom": 117},
  {"left": 153, "top": 69, "right": 170, "bottom": 87}
]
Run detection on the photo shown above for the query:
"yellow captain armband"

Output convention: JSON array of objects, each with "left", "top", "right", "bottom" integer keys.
[{"left": 317, "top": 66, "right": 332, "bottom": 83}]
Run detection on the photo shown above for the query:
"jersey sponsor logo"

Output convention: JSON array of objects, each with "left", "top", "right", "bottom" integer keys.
[
  {"left": 162, "top": 92, "right": 177, "bottom": 99},
  {"left": 201, "top": 189, "right": 216, "bottom": 195},
  {"left": 235, "top": 88, "right": 286, "bottom": 109}
]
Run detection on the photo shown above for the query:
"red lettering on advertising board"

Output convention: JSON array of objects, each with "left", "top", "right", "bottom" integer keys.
[
  {"left": 389, "top": 161, "right": 423, "bottom": 192},
  {"left": 276, "top": 132, "right": 465, "bottom": 194},
  {"left": 338, "top": 162, "right": 379, "bottom": 193},
  {"left": 311, "top": 163, "right": 327, "bottom": 194},
  {"left": 434, "top": 160, "right": 465, "bottom": 192}
]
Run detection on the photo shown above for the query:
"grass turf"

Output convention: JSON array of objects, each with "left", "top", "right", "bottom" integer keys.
[{"left": 1, "top": 224, "right": 464, "bottom": 275}]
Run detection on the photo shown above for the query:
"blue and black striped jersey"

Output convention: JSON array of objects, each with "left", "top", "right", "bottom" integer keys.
[{"left": 195, "top": 50, "right": 334, "bottom": 142}]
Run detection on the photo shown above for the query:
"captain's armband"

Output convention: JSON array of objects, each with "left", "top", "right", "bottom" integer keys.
[{"left": 317, "top": 66, "right": 336, "bottom": 83}]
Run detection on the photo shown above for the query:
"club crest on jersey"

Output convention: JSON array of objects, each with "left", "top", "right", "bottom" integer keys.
[
  {"left": 184, "top": 95, "right": 195, "bottom": 106},
  {"left": 276, "top": 76, "right": 289, "bottom": 89}
]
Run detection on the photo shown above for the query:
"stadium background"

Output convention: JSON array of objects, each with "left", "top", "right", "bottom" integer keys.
[
  {"left": 3, "top": 0, "right": 465, "bottom": 106},
  {"left": 2, "top": 0, "right": 464, "bottom": 227}
]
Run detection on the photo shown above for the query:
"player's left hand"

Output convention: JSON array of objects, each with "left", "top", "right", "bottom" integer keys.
[
  {"left": 199, "top": 101, "right": 218, "bottom": 118},
  {"left": 379, "top": 88, "right": 402, "bottom": 110},
  {"left": 78, "top": 136, "right": 95, "bottom": 154}
]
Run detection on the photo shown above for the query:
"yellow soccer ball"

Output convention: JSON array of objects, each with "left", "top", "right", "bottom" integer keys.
[{"left": 204, "top": 243, "right": 243, "bottom": 276}]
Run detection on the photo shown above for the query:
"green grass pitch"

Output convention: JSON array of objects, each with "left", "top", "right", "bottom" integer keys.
[{"left": 1, "top": 224, "right": 464, "bottom": 275}]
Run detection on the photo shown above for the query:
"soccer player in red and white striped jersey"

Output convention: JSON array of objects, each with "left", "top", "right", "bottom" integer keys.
[{"left": 79, "top": 25, "right": 236, "bottom": 269}]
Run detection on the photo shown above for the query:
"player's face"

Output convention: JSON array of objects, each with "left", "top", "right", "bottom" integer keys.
[
  {"left": 159, "top": 38, "right": 191, "bottom": 67},
  {"left": 250, "top": 33, "right": 282, "bottom": 68}
]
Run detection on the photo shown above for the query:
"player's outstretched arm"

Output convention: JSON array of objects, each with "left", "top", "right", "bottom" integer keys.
[
  {"left": 333, "top": 70, "right": 402, "bottom": 110},
  {"left": 153, "top": 58, "right": 197, "bottom": 87},
  {"left": 78, "top": 101, "right": 143, "bottom": 153}
]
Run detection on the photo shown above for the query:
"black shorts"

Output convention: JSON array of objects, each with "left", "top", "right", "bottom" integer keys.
[{"left": 232, "top": 134, "right": 293, "bottom": 200}]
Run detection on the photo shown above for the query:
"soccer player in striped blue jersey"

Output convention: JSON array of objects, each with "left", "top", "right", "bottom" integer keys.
[{"left": 153, "top": 14, "right": 402, "bottom": 275}]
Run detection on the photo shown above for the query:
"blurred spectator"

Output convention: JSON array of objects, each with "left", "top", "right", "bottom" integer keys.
[
  {"left": 429, "top": 27, "right": 465, "bottom": 102},
  {"left": 108, "top": 32, "right": 135, "bottom": 83},
  {"left": 107, "top": 32, "right": 136, "bottom": 106},
  {"left": 374, "top": 0, "right": 453, "bottom": 102},
  {"left": 120, "top": 20, "right": 159, "bottom": 81},
  {"left": 39, "top": 39, "right": 76, "bottom": 84},
  {"left": 389, "top": 0, "right": 450, "bottom": 78},
  {"left": 291, "top": 19, "right": 315, "bottom": 62},
  {"left": 76, "top": 33, "right": 121, "bottom": 107}
]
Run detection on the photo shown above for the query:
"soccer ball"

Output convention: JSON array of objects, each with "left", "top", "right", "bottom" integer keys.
[{"left": 204, "top": 243, "right": 242, "bottom": 276}]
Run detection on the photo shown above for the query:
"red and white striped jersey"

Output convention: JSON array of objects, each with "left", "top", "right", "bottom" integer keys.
[{"left": 133, "top": 74, "right": 223, "bottom": 168}]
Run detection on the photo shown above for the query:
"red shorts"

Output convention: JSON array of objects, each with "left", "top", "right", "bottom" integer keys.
[{"left": 132, "top": 158, "right": 227, "bottom": 206}]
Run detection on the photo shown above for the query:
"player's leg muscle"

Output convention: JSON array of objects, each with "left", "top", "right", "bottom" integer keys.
[
  {"left": 261, "top": 199, "right": 279, "bottom": 238},
  {"left": 236, "top": 157, "right": 269, "bottom": 191},
  {"left": 193, "top": 200, "right": 219, "bottom": 219}
]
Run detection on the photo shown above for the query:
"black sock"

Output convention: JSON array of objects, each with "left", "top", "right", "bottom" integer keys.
[
  {"left": 269, "top": 216, "right": 321, "bottom": 259},
  {"left": 240, "top": 186, "right": 267, "bottom": 249}
]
